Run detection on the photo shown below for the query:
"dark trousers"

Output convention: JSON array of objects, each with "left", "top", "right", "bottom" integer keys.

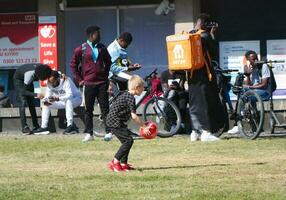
[
  {"left": 19, "top": 95, "right": 39, "bottom": 129},
  {"left": 15, "top": 82, "right": 39, "bottom": 129},
  {"left": 112, "top": 127, "right": 134, "bottom": 164},
  {"left": 84, "top": 83, "right": 109, "bottom": 134}
]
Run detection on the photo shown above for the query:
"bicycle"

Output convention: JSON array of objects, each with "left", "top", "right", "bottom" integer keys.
[
  {"left": 95, "top": 68, "right": 182, "bottom": 138},
  {"left": 234, "top": 60, "right": 286, "bottom": 139},
  {"left": 214, "top": 68, "right": 265, "bottom": 139}
]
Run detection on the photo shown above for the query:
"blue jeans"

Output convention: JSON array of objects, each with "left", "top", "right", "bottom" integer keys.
[
  {"left": 247, "top": 89, "right": 270, "bottom": 101},
  {"left": 253, "top": 89, "right": 270, "bottom": 101},
  {"left": 243, "top": 88, "right": 270, "bottom": 101}
]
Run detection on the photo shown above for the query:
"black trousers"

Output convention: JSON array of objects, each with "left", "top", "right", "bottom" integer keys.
[
  {"left": 14, "top": 81, "right": 39, "bottom": 129},
  {"left": 112, "top": 127, "right": 134, "bottom": 164},
  {"left": 84, "top": 83, "right": 109, "bottom": 134}
]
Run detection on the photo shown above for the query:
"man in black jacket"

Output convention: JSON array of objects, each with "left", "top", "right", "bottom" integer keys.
[
  {"left": 188, "top": 14, "right": 226, "bottom": 142},
  {"left": 13, "top": 63, "right": 52, "bottom": 134}
]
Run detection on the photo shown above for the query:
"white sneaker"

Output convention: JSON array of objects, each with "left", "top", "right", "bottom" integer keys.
[
  {"left": 82, "top": 134, "right": 94, "bottom": 142},
  {"left": 190, "top": 131, "right": 199, "bottom": 142},
  {"left": 104, "top": 132, "right": 113, "bottom": 141},
  {"left": 170, "top": 125, "right": 177, "bottom": 134},
  {"left": 227, "top": 126, "right": 239, "bottom": 135},
  {"left": 201, "top": 130, "right": 220, "bottom": 142}
]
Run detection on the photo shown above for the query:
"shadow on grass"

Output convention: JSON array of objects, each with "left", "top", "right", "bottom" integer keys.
[
  {"left": 137, "top": 162, "right": 267, "bottom": 172},
  {"left": 222, "top": 132, "right": 286, "bottom": 140}
]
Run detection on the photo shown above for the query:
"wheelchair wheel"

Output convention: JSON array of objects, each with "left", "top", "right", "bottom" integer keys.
[
  {"left": 142, "top": 97, "right": 182, "bottom": 137},
  {"left": 237, "top": 90, "right": 264, "bottom": 139},
  {"left": 269, "top": 113, "right": 276, "bottom": 134}
]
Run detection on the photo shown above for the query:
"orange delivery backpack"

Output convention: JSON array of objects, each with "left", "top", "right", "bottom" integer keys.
[{"left": 166, "top": 33, "right": 204, "bottom": 71}]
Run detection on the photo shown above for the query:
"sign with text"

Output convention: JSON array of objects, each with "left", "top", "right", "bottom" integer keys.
[
  {"left": 219, "top": 41, "right": 260, "bottom": 71},
  {"left": 219, "top": 41, "right": 260, "bottom": 100},
  {"left": 267, "top": 39, "right": 286, "bottom": 99},
  {"left": 38, "top": 16, "right": 58, "bottom": 70},
  {"left": 0, "top": 13, "right": 38, "bottom": 68}
]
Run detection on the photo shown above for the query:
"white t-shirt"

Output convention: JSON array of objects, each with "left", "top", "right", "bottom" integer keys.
[
  {"left": 44, "top": 77, "right": 81, "bottom": 102},
  {"left": 250, "top": 64, "right": 271, "bottom": 93}
]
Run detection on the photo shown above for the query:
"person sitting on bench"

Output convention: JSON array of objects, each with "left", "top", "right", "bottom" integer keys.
[{"left": 33, "top": 71, "right": 82, "bottom": 135}]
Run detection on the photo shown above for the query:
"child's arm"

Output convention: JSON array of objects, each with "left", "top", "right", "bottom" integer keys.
[
  {"left": 131, "top": 112, "right": 145, "bottom": 127},
  {"left": 131, "top": 112, "right": 150, "bottom": 135}
]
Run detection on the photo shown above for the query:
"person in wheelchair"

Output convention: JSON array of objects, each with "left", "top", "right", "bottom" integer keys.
[
  {"left": 107, "top": 32, "right": 142, "bottom": 91},
  {"left": 228, "top": 50, "right": 271, "bottom": 134},
  {"left": 160, "top": 69, "right": 188, "bottom": 132}
]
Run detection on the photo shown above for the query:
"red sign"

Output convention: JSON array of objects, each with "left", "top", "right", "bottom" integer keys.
[
  {"left": 38, "top": 24, "right": 58, "bottom": 70},
  {"left": 0, "top": 13, "right": 38, "bottom": 67}
]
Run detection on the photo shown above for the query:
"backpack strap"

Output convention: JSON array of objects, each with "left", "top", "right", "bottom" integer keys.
[
  {"left": 81, "top": 43, "right": 87, "bottom": 63},
  {"left": 188, "top": 29, "right": 212, "bottom": 81},
  {"left": 205, "top": 51, "right": 213, "bottom": 81},
  {"left": 78, "top": 43, "right": 87, "bottom": 74}
]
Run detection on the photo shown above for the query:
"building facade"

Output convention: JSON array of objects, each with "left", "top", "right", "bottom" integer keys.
[{"left": 1, "top": 0, "right": 286, "bottom": 103}]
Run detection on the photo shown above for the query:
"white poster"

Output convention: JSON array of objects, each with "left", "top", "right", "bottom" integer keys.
[
  {"left": 219, "top": 40, "right": 260, "bottom": 71},
  {"left": 267, "top": 39, "right": 286, "bottom": 99}
]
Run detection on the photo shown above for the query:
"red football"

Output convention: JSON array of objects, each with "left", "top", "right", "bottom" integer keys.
[{"left": 140, "top": 121, "right": 158, "bottom": 139}]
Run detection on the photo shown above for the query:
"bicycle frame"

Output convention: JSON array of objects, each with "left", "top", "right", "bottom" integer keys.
[{"left": 109, "top": 69, "right": 163, "bottom": 111}]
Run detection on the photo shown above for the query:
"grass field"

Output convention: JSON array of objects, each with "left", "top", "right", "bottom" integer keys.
[{"left": 0, "top": 134, "right": 285, "bottom": 200}]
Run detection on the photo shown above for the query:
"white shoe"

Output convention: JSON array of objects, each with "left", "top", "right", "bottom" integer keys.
[
  {"left": 227, "top": 126, "right": 239, "bottom": 135},
  {"left": 201, "top": 130, "right": 220, "bottom": 142},
  {"left": 104, "top": 132, "right": 113, "bottom": 141},
  {"left": 190, "top": 131, "right": 199, "bottom": 142},
  {"left": 82, "top": 134, "right": 94, "bottom": 142},
  {"left": 170, "top": 124, "right": 177, "bottom": 134}
]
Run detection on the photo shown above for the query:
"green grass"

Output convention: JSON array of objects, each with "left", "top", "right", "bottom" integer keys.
[{"left": 0, "top": 134, "right": 285, "bottom": 200}]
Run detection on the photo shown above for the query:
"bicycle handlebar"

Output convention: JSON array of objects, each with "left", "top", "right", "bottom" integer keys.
[
  {"left": 215, "top": 68, "right": 239, "bottom": 73},
  {"left": 144, "top": 68, "right": 158, "bottom": 81},
  {"left": 255, "top": 60, "right": 285, "bottom": 65}
]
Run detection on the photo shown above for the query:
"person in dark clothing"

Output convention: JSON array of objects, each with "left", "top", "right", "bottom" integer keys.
[
  {"left": 70, "top": 26, "right": 112, "bottom": 142},
  {"left": 188, "top": 13, "right": 226, "bottom": 142},
  {"left": 106, "top": 75, "right": 149, "bottom": 172},
  {"left": 13, "top": 63, "right": 53, "bottom": 134},
  {"left": 160, "top": 69, "right": 188, "bottom": 130},
  {"left": 0, "top": 85, "right": 11, "bottom": 108}
]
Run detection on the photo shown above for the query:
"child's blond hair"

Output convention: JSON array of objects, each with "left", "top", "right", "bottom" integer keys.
[{"left": 128, "top": 75, "right": 144, "bottom": 91}]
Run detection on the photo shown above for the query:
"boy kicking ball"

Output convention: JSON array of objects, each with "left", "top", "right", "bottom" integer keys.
[{"left": 106, "top": 75, "right": 150, "bottom": 172}]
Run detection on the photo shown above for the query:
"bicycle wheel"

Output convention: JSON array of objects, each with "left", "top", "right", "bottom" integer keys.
[
  {"left": 142, "top": 97, "right": 182, "bottom": 137},
  {"left": 213, "top": 107, "right": 229, "bottom": 137},
  {"left": 237, "top": 90, "right": 264, "bottom": 139},
  {"left": 213, "top": 92, "right": 229, "bottom": 137}
]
